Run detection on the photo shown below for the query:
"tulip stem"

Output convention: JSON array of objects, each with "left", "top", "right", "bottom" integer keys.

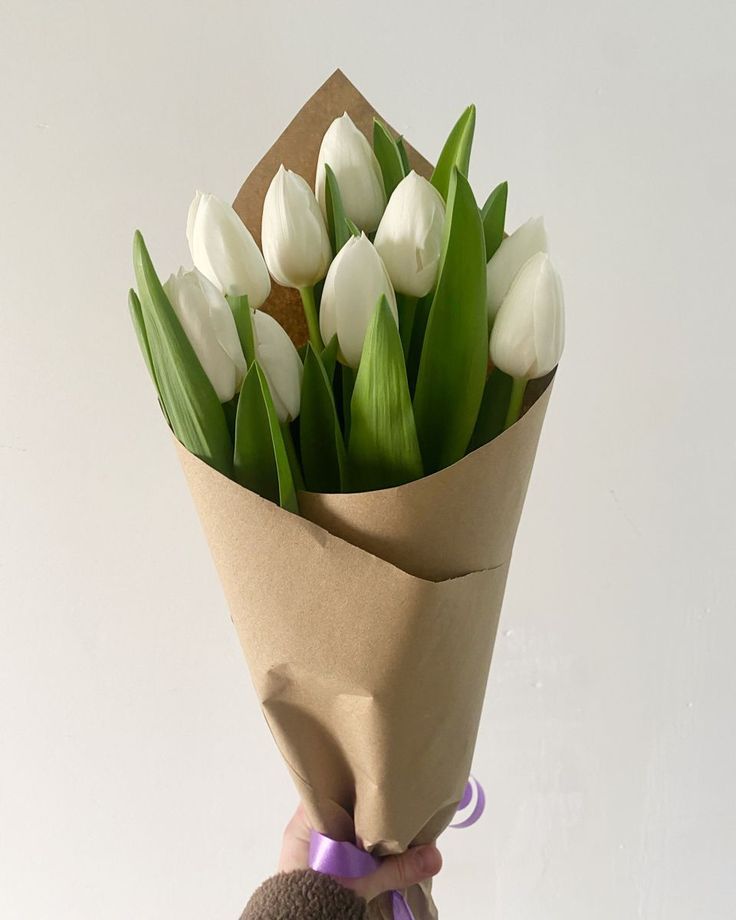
[
  {"left": 504, "top": 377, "right": 528, "bottom": 430},
  {"left": 299, "top": 286, "right": 324, "bottom": 352},
  {"left": 227, "top": 294, "right": 256, "bottom": 366}
]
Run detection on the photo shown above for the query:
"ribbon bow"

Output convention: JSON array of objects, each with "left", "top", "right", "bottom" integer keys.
[{"left": 308, "top": 776, "right": 485, "bottom": 920}]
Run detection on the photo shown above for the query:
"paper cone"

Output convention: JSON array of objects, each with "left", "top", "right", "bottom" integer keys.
[{"left": 178, "top": 71, "right": 556, "bottom": 919}]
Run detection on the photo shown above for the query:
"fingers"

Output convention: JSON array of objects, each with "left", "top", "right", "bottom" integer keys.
[
  {"left": 343, "top": 844, "right": 443, "bottom": 902},
  {"left": 278, "top": 803, "right": 312, "bottom": 872}
]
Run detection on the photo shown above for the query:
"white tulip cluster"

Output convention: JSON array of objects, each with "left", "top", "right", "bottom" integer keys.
[
  {"left": 259, "top": 112, "right": 447, "bottom": 365},
  {"left": 178, "top": 191, "right": 302, "bottom": 422},
  {"left": 130, "top": 103, "right": 566, "bottom": 505}
]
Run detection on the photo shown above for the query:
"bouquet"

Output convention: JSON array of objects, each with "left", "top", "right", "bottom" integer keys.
[{"left": 128, "top": 70, "right": 564, "bottom": 919}]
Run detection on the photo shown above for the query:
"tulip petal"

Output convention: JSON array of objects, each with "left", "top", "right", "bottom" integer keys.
[
  {"left": 164, "top": 268, "right": 245, "bottom": 403},
  {"left": 322, "top": 233, "right": 397, "bottom": 370},
  {"left": 315, "top": 112, "right": 386, "bottom": 232},
  {"left": 252, "top": 310, "right": 303, "bottom": 423},
  {"left": 486, "top": 216, "right": 547, "bottom": 320},
  {"left": 490, "top": 252, "right": 564, "bottom": 380},
  {"left": 262, "top": 167, "right": 332, "bottom": 289},
  {"left": 374, "top": 171, "right": 445, "bottom": 298},
  {"left": 188, "top": 192, "right": 271, "bottom": 305}
]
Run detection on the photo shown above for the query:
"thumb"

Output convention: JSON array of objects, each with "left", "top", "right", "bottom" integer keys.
[{"left": 343, "top": 844, "right": 443, "bottom": 902}]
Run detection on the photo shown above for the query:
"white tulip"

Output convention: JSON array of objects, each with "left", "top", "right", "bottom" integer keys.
[
  {"left": 319, "top": 233, "right": 398, "bottom": 369},
  {"left": 163, "top": 268, "right": 247, "bottom": 403},
  {"left": 373, "top": 171, "right": 446, "bottom": 298},
  {"left": 486, "top": 217, "right": 547, "bottom": 321},
  {"left": 315, "top": 113, "right": 386, "bottom": 233},
  {"left": 490, "top": 252, "right": 565, "bottom": 380},
  {"left": 251, "top": 311, "right": 303, "bottom": 423},
  {"left": 261, "top": 166, "right": 332, "bottom": 289},
  {"left": 187, "top": 191, "right": 271, "bottom": 306}
]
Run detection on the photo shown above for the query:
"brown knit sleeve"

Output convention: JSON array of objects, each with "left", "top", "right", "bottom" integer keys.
[{"left": 239, "top": 868, "right": 368, "bottom": 920}]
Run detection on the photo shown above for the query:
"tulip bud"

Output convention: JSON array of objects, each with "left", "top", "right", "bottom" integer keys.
[
  {"left": 163, "top": 268, "right": 247, "bottom": 403},
  {"left": 251, "top": 310, "right": 303, "bottom": 423},
  {"left": 315, "top": 113, "right": 386, "bottom": 233},
  {"left": 486, "top": 217, "right": 547, "bottom": 321},
  {"left": 261, "top": 166, "right": 332, "bottom": 289},
  {"left": 319, "top": 233, "right": 398, "bottom": 369},
  {"left": 187, "top": 191, "right": 271, "bottom": 306},
  {"left": 373, "top": 171, "right": 446, "bottom": 298},
  {"left": 490, "top": 252, "right": 565, "bottom": 380}
]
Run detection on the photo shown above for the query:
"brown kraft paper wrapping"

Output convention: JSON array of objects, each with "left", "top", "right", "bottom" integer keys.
[{"left": 177, "top": 70, "right": 556, "bottom": 919}]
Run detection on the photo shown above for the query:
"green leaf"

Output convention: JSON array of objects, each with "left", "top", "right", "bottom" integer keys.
[
  {"left": 129, "top": 288, "right": 170, "bottom": 426},
  {"left": 481, "top": 181, "right": 508, "bottom": 260},
  {"left": 227, "top": 293, "right": 255, "bottom": 365},
  {"left": 396, "top": 292, "right": 419, "bottom": 359},
  {"left": 340, "top": 364, "right": 355, "bottom": 441},
  {"left": 373, "top": 119, "right": 406, "bottom": 199},
  {"left": 413, "top": 169, "right": 488, "bottom": 473},
  {"left": 320, "top": 334, "right": 339, "bottom": 383},
  {"left": 128, "top": 289, "right": 157, "bottom": 386},
  {"left": 281, "top": 420, "right": 305, "bottom": 491},
  {"left": 132, "top": 231, "right": 232, "bottom": 476},
  {"left": 467, "top": 367, "right": 513, "bottom": 451},
  {"left": 222, "top": 396, "right": 238, "bottom": 442},
  {"left": 430, "top": 105, "right": 476, "bottom": 201},
  {"left": 325, "top": 164, "right": 359, "bottom": 253},
  {"left": 233, "top": 362, "right": 298, "bottom": 512},
  {"left": 396, "top": 136, "right": 411, "bottom": 175},
  {"left": 405, "top": 292, "right": 433, "bottom": 394},
  {"left": 300, "top": 343, "right": 347, "bottom": 492},
  {"left": 349, "top": 296, "right": 423, "bottom": 491}
]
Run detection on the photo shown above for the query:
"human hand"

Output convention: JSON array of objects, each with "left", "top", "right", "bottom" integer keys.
[{"left": 279, "top": 803, "right": 443, "bottom": 902}]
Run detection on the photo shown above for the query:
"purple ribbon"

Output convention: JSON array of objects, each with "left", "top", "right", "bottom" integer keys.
[
  {"left": 308, "top": 776, "right": 485, "bottom": 920},
  {"left": 449, "top": 775, "right": 486, "bottom": 829}
]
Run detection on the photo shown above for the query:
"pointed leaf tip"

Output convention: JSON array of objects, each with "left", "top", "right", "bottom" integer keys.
[
  {"left": 430, "top": 104, "right": 477, "bottom": 201},
  {"left": 349, "top": 295, "right": 423, "bottom": 491},
  {"left": 481, "top": 180, "right": 509, "bottom": 260}
]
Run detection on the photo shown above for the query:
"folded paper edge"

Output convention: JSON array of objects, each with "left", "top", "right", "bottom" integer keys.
[
  {"left": 174, "top": 369, "right": 554, "bottom": 584},
  {"left": 175, "top": 437, "right": 511, "bottom": 588},
  {"left": 298, "top": 369, "right": 556, "bottom": 500}
]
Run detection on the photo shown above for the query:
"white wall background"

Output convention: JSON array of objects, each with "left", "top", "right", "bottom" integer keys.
[{"left": 2, "top": 1, "right": 735, "bottom": 918}]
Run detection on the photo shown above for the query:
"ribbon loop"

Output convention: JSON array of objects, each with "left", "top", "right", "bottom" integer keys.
[
  {"left": 308, "top": 775, "right": 485, "bottom": 919},
  {"left": 450, "top": 775, "right": 486, "bottom": 829}
]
